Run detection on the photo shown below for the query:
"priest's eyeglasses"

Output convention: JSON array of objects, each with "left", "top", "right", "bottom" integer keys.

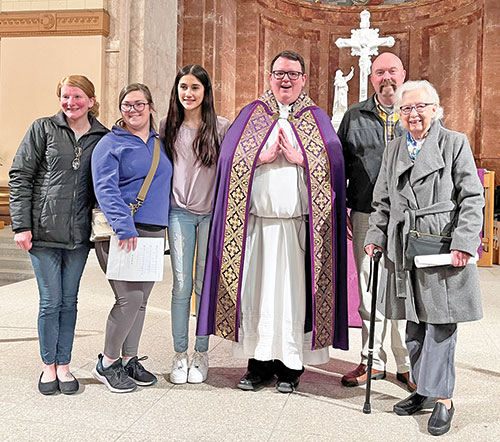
[
  {"left": 271, "top": 70, "right": 303, "bottom": 81},
  {"left": 120, "top": 102, "right": 149, "bottom": 112},
  {"left": 399, "top": 103, "right": 434, "bottom": 115},
  {"left": 72, "top": 146, "right": 82, "bottom": 171}
]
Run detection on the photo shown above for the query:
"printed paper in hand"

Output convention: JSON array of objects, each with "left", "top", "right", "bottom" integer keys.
[
  {"left": 106, "top": 236, "right": 164, "bottom": 281},
  {"left": 414, "top": 253, "right": 479, "bottom": 269}
]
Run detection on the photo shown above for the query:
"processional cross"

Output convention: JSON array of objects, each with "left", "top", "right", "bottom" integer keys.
[{"left": 335, "top": 10, "right": 395, "bottom": 102}]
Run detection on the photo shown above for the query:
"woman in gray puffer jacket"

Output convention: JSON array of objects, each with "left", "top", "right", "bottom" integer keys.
[{"left": 9, "top": 75, "right": 108, "bottom": 395}]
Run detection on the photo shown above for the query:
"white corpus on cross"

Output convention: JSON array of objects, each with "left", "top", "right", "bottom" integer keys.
[{"left": 335, "top": 10, "right": 395, "bottom": 102}]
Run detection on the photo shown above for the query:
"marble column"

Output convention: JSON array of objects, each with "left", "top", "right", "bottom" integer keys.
[{"left": 103, "top": 0, "right": 177, "bottom": 128}]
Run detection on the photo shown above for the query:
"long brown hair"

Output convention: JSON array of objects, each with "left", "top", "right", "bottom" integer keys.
[
  {"left": 163, "top": 65, "right": 219, "bottom": 167},
  {"left": 56, "top": 75, "right": 100, "bottom": 117}
]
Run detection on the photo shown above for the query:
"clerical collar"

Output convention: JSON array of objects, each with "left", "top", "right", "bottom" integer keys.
[
  {"left": 277, "top": 101, "right": 293, "bottom": 119},
  {"left": 374, "top": 94, "right": 394, "bottom": 115}
]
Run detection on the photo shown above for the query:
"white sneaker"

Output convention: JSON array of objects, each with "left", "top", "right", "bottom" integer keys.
[
  {"left": 187, "top": 351, "right": 208, "bottom": 383},
  {"left": 170, "top": 352, "right": 188, "bottom": 384}
]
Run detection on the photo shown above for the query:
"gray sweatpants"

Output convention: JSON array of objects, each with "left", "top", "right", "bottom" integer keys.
[
  {"left": 95, "top": 227, "right": 165, "bottom": 360},
  {"left": 406, "top": 321, "right": 457, "bottom": 398}
]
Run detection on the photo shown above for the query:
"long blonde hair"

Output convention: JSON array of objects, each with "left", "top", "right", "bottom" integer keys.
[{"left": 56, "top": 75, "right": 100, "bottom": 117}]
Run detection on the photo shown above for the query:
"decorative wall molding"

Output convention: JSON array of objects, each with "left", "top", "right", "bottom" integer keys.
[{"left": 0, "top": 10, "right": 110, "bottom": 38}]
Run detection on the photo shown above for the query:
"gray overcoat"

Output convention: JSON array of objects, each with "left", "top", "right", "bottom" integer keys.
[{"left": 364, "top": 122, "right": 484, "bottom": 324}]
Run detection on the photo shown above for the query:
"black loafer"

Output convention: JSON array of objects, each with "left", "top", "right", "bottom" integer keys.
[
  {"left": 58, "top": 375, "right": 79, "bottom": 395},
  {"left": 276, "top": 377, "right": 300, "bottom": 393},
  {"left": 237, "top": 371, "right": 274, "bottom": 391},
  {"left": 428, "top": 402, "right": 454, "bottom": 436},
  {"left": 38, "top": 373, "right": 58, "bottom": 395},
  {"left": 393, "top": 391, "right": 435, "bottom": 416}
]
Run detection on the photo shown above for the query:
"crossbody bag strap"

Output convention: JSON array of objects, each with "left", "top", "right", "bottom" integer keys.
[{"left": 130, "top": 137, "right": 161, "bottom": 215}]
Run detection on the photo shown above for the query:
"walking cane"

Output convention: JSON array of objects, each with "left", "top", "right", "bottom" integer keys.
[{"left": 363, "top": 249, "right": 382, "bottom": 414}]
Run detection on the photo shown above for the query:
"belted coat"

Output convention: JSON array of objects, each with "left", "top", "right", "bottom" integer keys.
[{"left": 364, "top": 122, "right": 484, "bottom": 324}]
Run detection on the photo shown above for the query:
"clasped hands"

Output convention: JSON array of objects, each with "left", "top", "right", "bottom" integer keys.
[{"left": 257, "top": 128, "right": 305, "bottom": 167}]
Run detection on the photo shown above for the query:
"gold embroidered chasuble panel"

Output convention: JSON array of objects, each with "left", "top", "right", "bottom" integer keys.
[{"left": 214, "top": 91, "right": 335, "bottom": 349}]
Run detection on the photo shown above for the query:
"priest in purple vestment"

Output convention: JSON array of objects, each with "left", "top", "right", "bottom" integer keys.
[{"left": 197, "top": 50, "right": 348, "bottom": 393}]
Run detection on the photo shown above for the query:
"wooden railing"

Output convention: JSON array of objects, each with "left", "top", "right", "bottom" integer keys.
[
  {"left": 478, "top": 171, "right": 495, "bottom": 267},
  {"left": 0, "top": 186, "right": 10, "bottom": 228}
]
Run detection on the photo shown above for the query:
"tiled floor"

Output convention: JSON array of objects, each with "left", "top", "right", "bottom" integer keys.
[{"left": 0, "top": 227, "right": 499, "bottom": 441}]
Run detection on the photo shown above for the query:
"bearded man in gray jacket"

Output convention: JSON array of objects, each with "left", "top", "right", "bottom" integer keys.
[{"left": 337, "top": 52, "right": 412, "bottom": 389}]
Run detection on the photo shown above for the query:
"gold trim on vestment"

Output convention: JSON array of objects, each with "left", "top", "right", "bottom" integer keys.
[
  {"left": 214, "top": 102, "right": 273, "bottom": 340},
  {"left": 293, "top": 110, "right": 334, "bottom": 349},
  {"left": 214, "top": 91, "right": 334, "bottom": 349}
]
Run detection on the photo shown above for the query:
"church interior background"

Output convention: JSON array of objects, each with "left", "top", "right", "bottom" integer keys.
[
  {"left": 0, "top": 0, "right": 498, "bottom": 192},
  {"left": 1, "top": 0, "right": 498, "bottom": 293},
  {"left": 0, "top": 2, "right": 499, "bottom": 439}
]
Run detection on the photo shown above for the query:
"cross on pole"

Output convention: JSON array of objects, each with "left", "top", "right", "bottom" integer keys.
[{"left": 335, "top": 10, "right": 395, "bottom": 102}]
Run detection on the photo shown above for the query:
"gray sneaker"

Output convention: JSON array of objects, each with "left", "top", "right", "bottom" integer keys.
[
  {"left": 92, "top": 354, "right": 137, "bottom": 393},
  {"left": 125, "top": 356, "right": 157, "bottom": 386}
]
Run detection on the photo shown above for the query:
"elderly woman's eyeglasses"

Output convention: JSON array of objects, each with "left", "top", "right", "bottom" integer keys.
[
  {"left": 120, "top": 102, "right": 149, "bottom": 113},
  {"left": 399, "top": 103, "right": 434, "bottom": 115},
  {"left": 72, "top": 146, "right": 82, "bottom": 171},
  {"left": 271, "top": 71, "right": 303, "bottom": 81}
]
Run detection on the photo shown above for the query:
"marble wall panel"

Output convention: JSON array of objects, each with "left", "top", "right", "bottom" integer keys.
[
  {"left": 177, "top": 0, "right": 237, "bottom": 118},
  {"left": 259, "top": 16, "right": 319, "bottom": 97},
  {"left": 235, "top": 1, "right": 260, "bottom": 110},
  {"left": 178, "top": 0, "right": 203, "bottom": 66},
  {"left": 103, "top": 0, "right": 177, "bottom": 127},
  {"left": 218, "top": 0, "right": 237, "bottom": 119},
  {"left": 424, "top": 10, "right": 482, "bottom": 154},
  {"left": 479, "top": 0, "right": 500, "bottom": 166},
  {"left": 178, "top": 0, "right": 500, "bottom": 181}
]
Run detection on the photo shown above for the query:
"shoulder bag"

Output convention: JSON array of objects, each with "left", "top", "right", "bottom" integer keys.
[{"left": 90, "top": 137, "right": 161, "bottom": 242}]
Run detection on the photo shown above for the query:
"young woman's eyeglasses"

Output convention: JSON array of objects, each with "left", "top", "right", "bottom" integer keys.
[
  {"left": 271, "top": 70, "right": 303, "bottom": 81},
  {"left": 120, "top": 102, "right": 149, "bottom": 112},
  {"left": 399, "top": 103, "right": 434, "bottom": 115},
  {"left": 72, "top": 146, "right": 82, "bottom": 171}
]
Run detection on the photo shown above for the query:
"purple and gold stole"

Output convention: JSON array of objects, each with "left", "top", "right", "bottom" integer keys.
[{"left": 213, "top": 91, "right": 336, "bottom": 350}]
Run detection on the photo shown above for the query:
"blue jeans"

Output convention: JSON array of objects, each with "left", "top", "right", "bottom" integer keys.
[
  {"left": 168, "top": 207, "right": 210, "bottom": 353},
  {"left": 29, "top": 246, "right": 90, "bottom": 365}
]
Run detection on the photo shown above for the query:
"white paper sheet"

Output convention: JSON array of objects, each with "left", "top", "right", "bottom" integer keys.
[
  {"left": 106, "top": 236, "right": 164, "bottom": 281},
  {"left": 414, "top": 253, "right": 479, "bottom": 268}
]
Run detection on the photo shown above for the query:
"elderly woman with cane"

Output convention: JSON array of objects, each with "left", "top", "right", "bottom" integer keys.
[{"left": 364, "top": 80, "right": 484, "bottom": 436}]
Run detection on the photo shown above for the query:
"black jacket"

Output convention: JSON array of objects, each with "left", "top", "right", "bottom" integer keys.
[
  {"left": 9, "top": 112, "right": 108, "bottom": 249},
  {"left": 337, "top": 94, "right": 404, "bottom": 213}
]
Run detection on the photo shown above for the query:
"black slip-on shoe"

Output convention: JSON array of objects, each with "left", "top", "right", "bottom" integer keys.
[
  {"left": 38, "top": 373, "right": 58, "bottom": 395},
  {"left": 428, "top": 402, "right": 454, "bottom": 436},
  {"left": 58, "top": 374, "right": 79, "bottom": 395},
  {"left": 237, "top": 371, "right": 274, "bottom": 391},
  {"left": 276, "top": 377, "right": 300, "bottom": 393},
  {"left": 394, "top": 391, "right": 435, "bottom": 416}
]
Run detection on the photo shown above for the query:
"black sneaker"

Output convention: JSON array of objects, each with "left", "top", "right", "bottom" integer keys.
[
  {"left": 92, "top": 354, "right": 137, "bottom": 393},
  {"left": 125, "top": 356, "right": 157, "bottom": 386}
]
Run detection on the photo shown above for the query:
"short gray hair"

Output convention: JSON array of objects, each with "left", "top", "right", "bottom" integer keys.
[{"left": 395, "top": 80, "right": 444, "bottom": 121}]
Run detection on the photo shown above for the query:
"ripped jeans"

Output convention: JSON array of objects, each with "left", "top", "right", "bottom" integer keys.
[{"left": 168, "top": 207, "right": 210, "bottom": 353}]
